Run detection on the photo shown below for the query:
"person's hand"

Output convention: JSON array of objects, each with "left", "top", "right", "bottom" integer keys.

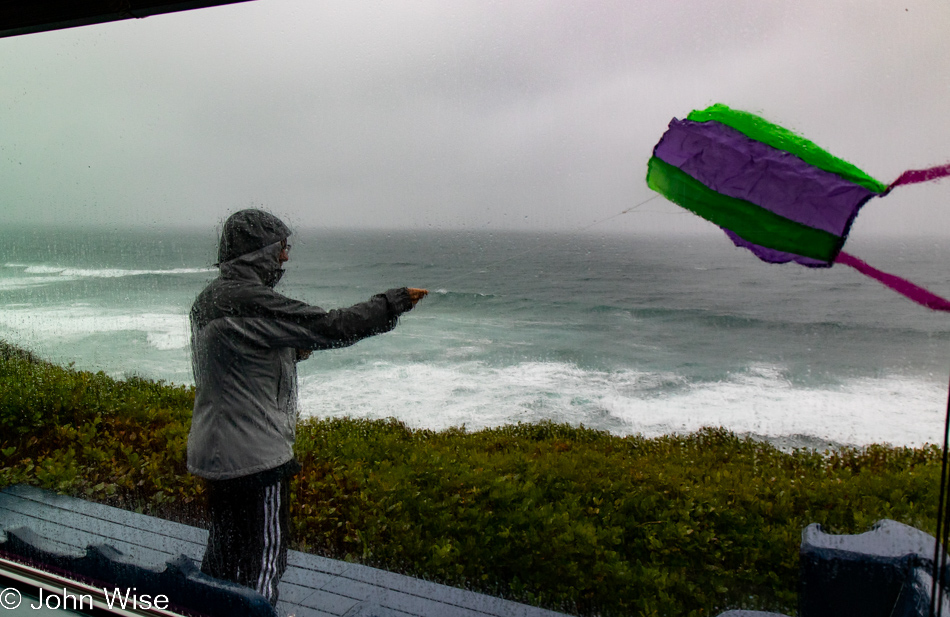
[{"left": 407, "top": 288, "right": 428, "bottom": 306}]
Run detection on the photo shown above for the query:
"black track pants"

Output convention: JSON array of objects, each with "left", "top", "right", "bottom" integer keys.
[{"left": 200, "top": 472, "right": 290, "bottom": 605}]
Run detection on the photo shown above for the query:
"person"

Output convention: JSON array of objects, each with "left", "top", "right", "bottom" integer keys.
[{"left": 187, "top": 209, "right": 426, "bottom": 605}]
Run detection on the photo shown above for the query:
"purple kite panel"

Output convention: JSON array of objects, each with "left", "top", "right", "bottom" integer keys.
[{"left": 654, "top": 119, "right": 876, "bottom": 237}]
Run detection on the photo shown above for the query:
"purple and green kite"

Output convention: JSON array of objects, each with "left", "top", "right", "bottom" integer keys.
[{"left": 647, "top": 103, "right": 950, "bottom": 311}]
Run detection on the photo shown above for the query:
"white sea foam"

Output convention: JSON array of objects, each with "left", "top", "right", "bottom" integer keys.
[
  {"left": 0, "top": 306, "right": 189, "bottom": 350},
  {"left": 297, "top": 360, "right": 947, "bottom": 448},
  {"left": 0, "top": 276, "right": 80, "bottom": 290},
  {"left": 0, "top": 264, "right": 212, "bottom": 290},
  {"left": 21, "top": 265, "right": 68, "bottom": 274},
  {"left": 20, "top": 265, "right": 213, "bottom": 278},
  {"left": 604, "top": 364, "right": 946, "bottom": 448}
]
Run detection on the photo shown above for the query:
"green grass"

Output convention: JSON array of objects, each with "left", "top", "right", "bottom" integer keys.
[{"left": 0, "top": 340, "right": 942, "bottom": 616}]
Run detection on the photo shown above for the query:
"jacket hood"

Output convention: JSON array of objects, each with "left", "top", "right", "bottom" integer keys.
[
  {"left": 217, "top": 209, "right": 291, "bottom": 265},
  {"left": 219, "top": 241, "right": 286, "bottom": 288}
]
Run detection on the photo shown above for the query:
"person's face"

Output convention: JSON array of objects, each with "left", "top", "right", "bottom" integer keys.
[{"left": 279, "top": 240, "right": 290, "bottom": 265}]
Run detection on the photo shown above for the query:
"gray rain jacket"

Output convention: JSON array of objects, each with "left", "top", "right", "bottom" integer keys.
[{"left": 187, "top": 217, "right": 412, "bottom": 480}]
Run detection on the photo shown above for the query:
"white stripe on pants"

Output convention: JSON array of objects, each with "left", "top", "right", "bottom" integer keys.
[{"left": 257, "top": 481, "right": 282, "bottom": 601}]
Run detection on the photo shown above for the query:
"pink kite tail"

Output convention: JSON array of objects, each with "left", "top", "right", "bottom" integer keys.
[
  {"left": 835, "top": 251, "right": 950, "bottom": 312},
  {"left": 884, "top": 163, "right": 950, "bottom": 194}
]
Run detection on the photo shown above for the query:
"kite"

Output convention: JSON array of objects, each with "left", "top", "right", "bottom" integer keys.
[{"left": 646, "top": 103, "right": 950, "bottom": 311}]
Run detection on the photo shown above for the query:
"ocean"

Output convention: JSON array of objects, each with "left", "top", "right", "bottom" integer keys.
[{"left": 2, "top": 225, "right": 949, "bottom": 449}]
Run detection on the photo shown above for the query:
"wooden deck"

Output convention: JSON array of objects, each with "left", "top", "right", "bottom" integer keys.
[{"left": 0, "top": 485, "right": 570, "bottom": 617}]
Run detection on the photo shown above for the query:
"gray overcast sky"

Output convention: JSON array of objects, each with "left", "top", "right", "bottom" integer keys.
[{"left": 1, "top": 0, "right": 949, "bottom": 235}]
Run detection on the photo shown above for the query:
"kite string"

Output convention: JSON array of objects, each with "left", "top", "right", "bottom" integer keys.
[
  {"left": 576, "top": 194, "right": 660, "bottom": 232},
  {"left": 429, "top": 194, "right": 660, "bottom": 290}
]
